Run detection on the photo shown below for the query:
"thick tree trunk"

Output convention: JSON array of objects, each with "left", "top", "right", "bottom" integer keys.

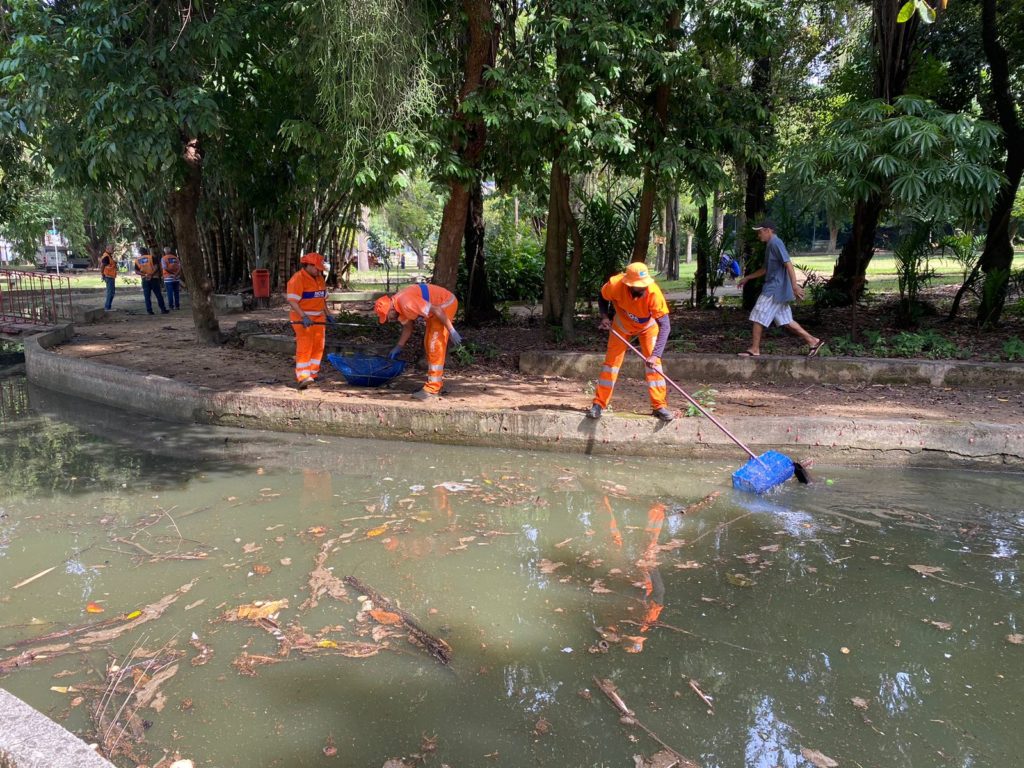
[
  {"left": 630, "top": 8, "right": 681, "bottom": 262},
  {"left": 976, "top": 0, "right": 1023, "bottom": 327},
  {"left": 168, "top": 138, "right": 221, "bottom": 343},
  {"left": 542, "top": 161, "right": 570, "bottom": 325},
  {"left": 463, "top": 180, "right": 499, "bottom": 325},
  {"left": 742, "top": 160, "right": 768, "bottom": 311},
  {"left": 430, "top": 0, "right": 495, "bottom": 291},
  {"left": 829, "top": 195, "right": 884, "bottom": 305},
  {"left": 826, "top": 0, "right": 919, "bottom": 303}
]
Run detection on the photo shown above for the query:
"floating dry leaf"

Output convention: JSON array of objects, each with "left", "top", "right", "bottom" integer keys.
[
  {"left": 252, "top": 564, "right": 272, "bottom": 576},
  {"left": 369, "top": 609, "right": 402, "bottom": 625},
  {"left": 85, "top": 602, "right": 104, "bottom": 614},
  {"left": 233, "top": 599, "right": 288, "bottom": 621},
  {"left": 242, "top": 542, "right": 262, "bottom": 554},
  {"left": 674, "top": 561, "right": 702, "bottom": 570},
  {"left": 927, "top": 620, "right": 952, "bottom": 631},
  {"left": 554, "top": 538, "right": 573, "bottom": 548},
  {"left": 307, "top": 526, "right": 327, "bottom": 537},
  {"left": 851, "top": 697, "right": 869, "bottom": 710},
  {"left": 759, "top": 544, "right": 780, "bottom": 552},
  {"left": 590, "top": 580, "right": 613, "bottom": 594},
  {"left": 725, "top": 573, "right": 756, "bottom": 588},
  {"left": 909, "top": 564, "right": 943, "bottom": 576},
  {"left": 800, "top": 747, "right": 839, "bottom": 767},
  {"left": 280, "top": 558, "right": 292, "bottom": 566},
  {"left": 366, "top": 525, "right": 389, "bottom": 538},
  {"left": 1007, "top": 634, "right": 1024, "bottom": 645},
  {"left": 538, "top": 559, "right": 566, "bottom": 574}
]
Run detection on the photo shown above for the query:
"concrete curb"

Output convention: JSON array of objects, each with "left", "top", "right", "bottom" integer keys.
[
  {"left": 0, "top": 688, "right": 116, "bottom": 768},
  {"left": 519, "top": 350, "right": 1024, "bottom": 389},
  {"left": 22, "top": 325, "right": 1024, "bottom": 466}
]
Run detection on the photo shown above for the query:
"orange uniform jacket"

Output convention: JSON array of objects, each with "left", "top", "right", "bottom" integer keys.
[
  {"left": 601, "top": 274, "right": 670, "bottom": 334},
  {"left": 134, "top": 253, "right": 160, "bottom": 278},
  {"left": 100, "top": 253, "right": 117, "bottom": 279},
  {"left": 286, "top": 269, "right": 327, "bottom": 321}
]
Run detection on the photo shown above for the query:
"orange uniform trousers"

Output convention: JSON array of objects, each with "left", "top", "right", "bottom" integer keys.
[
  {"left": 423, "top": 297, "right": 458, "bottom": 394},
  {"left": 593, "top": 318, "right": 668, "bottom": 410},
  {"left": 293, "top": 323, "right": 325, "bottom": 384}
]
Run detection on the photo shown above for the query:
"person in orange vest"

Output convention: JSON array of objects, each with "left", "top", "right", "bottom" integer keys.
[
  {"left": 286, "top": 252, "right": 334, "bottom": 390},
  {"left": 160, "top": 246, "right": 182, "bottom": 310},
  {"left": 134, "top": 246, "right": 168, "bottom": 315},
  {"left": 99, "top": 243, "right": 117, "bottom": 311},
  {"left": 374, "top": 283, "right": 461, "bottom": 401},
  {"left": 587, "top": 262, "right": 673, "bottom": 421}
]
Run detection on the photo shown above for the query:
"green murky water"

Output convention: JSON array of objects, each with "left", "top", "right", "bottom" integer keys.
[{"left": 1, "top": 376, "right": 1022, "bottom": 768}]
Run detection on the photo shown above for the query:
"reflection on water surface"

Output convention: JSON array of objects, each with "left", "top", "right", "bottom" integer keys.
[{"left": 1, "top": 378, "right": 1022, "bottom": 768}]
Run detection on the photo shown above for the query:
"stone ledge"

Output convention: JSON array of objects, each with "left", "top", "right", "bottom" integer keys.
[
  {"left": 22, "top": 325, "right": 1024, "bottom": 466},
  {"left": 519, "top": 350, "right": 1024, "bottom": 389},
  {"left": 0, "top": 689, "right": 115, "bottom": 768}
]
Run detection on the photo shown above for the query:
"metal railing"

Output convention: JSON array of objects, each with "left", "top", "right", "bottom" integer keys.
[{"left": 0, "top": 269, "right": 74, "bottom": 325}]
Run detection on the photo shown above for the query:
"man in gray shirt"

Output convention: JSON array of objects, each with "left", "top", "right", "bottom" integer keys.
[{"left": 736, "top": 220, "right": 824, "bottom": 357}]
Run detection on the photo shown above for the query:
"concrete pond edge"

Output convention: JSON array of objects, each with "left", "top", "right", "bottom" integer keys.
[
  {"left": 0, "top": 689, "right": 116, "bottom": 768},
  {"left": 21, "top": 324, "right": 1024, "bottom": 468}
]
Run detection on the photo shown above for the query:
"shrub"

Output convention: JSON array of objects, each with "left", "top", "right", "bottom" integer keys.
[{"left": 1003, "top": 337, "right": 1024, "bottom": 362}]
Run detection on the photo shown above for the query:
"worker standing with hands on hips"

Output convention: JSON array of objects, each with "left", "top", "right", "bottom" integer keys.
[
  {"left": 587, "top": 262, "right": 674, "bottom": 422},
  {"left": 160, "top": 246, "right": 182, "bottom": 310},
  {"left": 134, "top": 246, "right": 168, "bottom": 315},
  {"left": 286, "top": 252, "right": 334, "bottom": 390},
  {"left": 374, "top": 282, "right": 460, "bottom": 401}
]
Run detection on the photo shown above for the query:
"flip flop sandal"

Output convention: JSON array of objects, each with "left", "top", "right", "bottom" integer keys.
[
  {"left": 737, "top": 351, "right": 760, "bottom": 357},
  {"left": 807, "top": 340, "right": 825, "bottom": 358}
]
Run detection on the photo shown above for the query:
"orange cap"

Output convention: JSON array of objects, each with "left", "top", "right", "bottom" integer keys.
[
  {"left": 374, "top": 295, "right": 393, "bottom": 324},
  {"left": 622, "top": 262, "right": 654, "bottom": 288},
  {"left": 300, "top": 252, "right": 325, "bottom": 271}
]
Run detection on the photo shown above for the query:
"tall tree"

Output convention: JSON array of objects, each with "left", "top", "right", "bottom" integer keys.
[{"left": 976, "top": 0, "right": 1023, "bottom": 326}]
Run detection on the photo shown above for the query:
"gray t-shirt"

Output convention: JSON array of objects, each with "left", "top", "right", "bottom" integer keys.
[{"left": 762, "top": 235, "right": 794, "bottom": 303}]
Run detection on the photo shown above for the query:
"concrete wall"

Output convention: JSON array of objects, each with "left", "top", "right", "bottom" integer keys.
[
  {"left": 519, "top": 350, "right": 1024, "bottom": 389},
  {"left": 0, "top": 689, "right": 115, "bottom": 768}
]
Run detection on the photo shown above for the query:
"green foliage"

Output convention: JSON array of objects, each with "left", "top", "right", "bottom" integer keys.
[
  {"left": 787, "top": 95, "right": 1003, "bottom": 225},
  {"left": 577, "top": 191, "right": 640, "bottom": 299},
  {"left": 893, "top": 221, "right": 936, "bottom": 327},
  {"left": 1002, "top": 337, "right": 1024, "bottom": 362},
  {"left": 823, "top": 330, "right": 964, "bottom": 359},
  {"left": 477, "top": 220, "right": 545, "bottom": 305},
  {"left": 382, "top": 175, "right": 442, "bottom": 266},
  {"left": 685, "top": 387, "right": 717, "bottom": 417}
]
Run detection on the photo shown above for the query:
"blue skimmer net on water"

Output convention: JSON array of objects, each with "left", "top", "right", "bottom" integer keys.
[{"left": 327, "top": 354, "right": 406, "bottom": 387}]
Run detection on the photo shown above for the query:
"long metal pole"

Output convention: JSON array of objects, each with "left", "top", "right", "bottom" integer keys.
[{"left": 610, "top": 328, "right": 759, "bottom": 461}]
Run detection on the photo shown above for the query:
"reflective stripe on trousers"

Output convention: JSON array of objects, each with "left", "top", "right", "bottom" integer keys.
[
  {"left": 422, "top": 296, "right": 459, "bottom": 394},
  {"left": 294, "top": 324, "right": 325, "bottom": 382}
]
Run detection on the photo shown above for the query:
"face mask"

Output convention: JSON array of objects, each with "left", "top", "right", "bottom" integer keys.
[{"left": 629, "top": 287, "right": 646, "bottom": 299}]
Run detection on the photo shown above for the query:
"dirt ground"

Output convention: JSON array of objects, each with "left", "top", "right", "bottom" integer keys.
[{"left": 53, "top": 295, "right": 1024, "bottom": 426}]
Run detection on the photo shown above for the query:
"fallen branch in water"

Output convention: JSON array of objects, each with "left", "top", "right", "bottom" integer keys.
[
  {"left": 669, "top": 492, "right": 720, "bottom": 518},
  {"left": 344, "top": 576, "right": 451, "bottom": 665},
  {"left": 592, "top": 677, "right": 700, "bottom": 767}
]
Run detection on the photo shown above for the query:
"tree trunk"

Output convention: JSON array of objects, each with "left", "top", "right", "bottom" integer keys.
[
  {"left": 695, "top": 204, "right": 709, "bottom": 304},
  {"left": 829, "top": 195, "right": 884, "bottom": 305},
  {"left": 463, "top": 179, "right": 499, "bottom": 325},
  {"left": 168, "top": 138, "right": 221, "bottom": 343},
  {"left": 742, "top": 57, "right": 771, "bottom": 311},
  {"left": 542, "top": 160, "right": 569, "bottom": 325},
  {"left": 976, "top": 0, "right": 1023, "bottom": 327},
  {"left": 666, "top": 195, "right": 679, "bottom": 280},
  {"left": 826, "top": 0, "right": 919, "bottom": 302},
  {"left": 630, "top": 8, "right": 681, "bottom": 263},
  {"left": 828, "top": 219, "right": 839, "bottom": 252},
  {"left": 431, "top": 0, "right": 495, "bottom": 291}
]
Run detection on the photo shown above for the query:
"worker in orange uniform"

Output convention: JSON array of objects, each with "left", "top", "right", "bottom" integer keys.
[
  {"left": 100, "top": 243, "right": 117, "bottom": 311},
  {"left": 374, "top": 283, "right": 461, "bottom": 401},
  {"left": 286, "top": 252, "right": 334, "bottom": 390},
  {"left": 134, "top": 246, "right": 168, "bottom": 315},
  {"left": 160, "top": 246, "right": 182, "bottom": 310},
  {"left": 587, "top": 262, "right": 673, "bottom": 421}
]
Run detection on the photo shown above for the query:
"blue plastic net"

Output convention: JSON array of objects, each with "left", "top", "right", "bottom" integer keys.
[
  {"left": 731, "top": 450, "right": 795, "bottom": 494},
  {"left": 327, "top": 353, "right": 406, "bottom": 387}
]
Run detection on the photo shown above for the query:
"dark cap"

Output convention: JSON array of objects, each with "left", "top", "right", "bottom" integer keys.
[{"left": 752, "top": 219, "right": 777, "bottom": 232}]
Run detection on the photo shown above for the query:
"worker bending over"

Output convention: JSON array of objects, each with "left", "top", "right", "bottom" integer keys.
[
  {"left": 588, "top": 262, "right": 674, "bottom": 421},
  {"left": 374, "top": 283, "right": 461, "bottom": 401},
  {"left": 286, "top": 252, "right": 333, "bottom": 390}
]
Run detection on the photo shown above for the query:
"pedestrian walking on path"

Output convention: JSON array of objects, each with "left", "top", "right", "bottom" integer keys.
[
  {"left": 99, "top": 243, "right": 117, "bottom": 311},
  {"left": 134, "top": 246, "right": 168, "bottom": 315},
  {"left": 587, "top": 262, "right": 674, "bottom": 422},
  {"left": 736, "top": 220, "right": 823, "bottom": 358},
  {"left": 375, "top": 283, "right": 460, "bottom": 401},
  {"left": 286, "top": 252, "right": 333, "bottom": 390},
  {"left": 160, "top": 247, "right": 182, "bottom": 310}
]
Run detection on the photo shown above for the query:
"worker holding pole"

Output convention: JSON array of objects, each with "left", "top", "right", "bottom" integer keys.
[
  {"left": 286, "top": 252, "right": 333, "bottom": 390},
  {"left": 587, "top": 262, "right": 674, "bottom": 422}
]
